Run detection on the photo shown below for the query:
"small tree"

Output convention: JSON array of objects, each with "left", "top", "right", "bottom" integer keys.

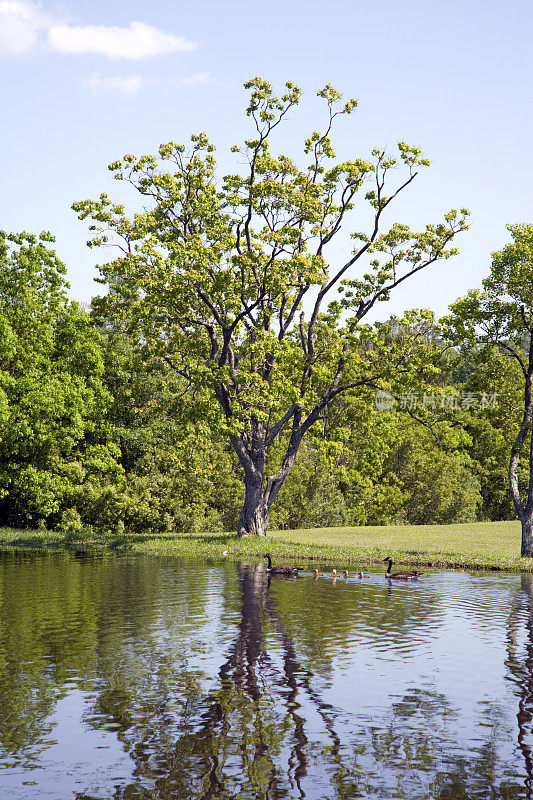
[
  {"left": 74, "top": 78, "right": 468, "bottom": 537},
  {"left": 447, "top": 224, "right": 533, "bottom": 555}
]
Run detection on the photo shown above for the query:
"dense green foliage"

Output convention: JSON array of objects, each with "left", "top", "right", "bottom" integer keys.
[
  {"left": 0, "top": 231, "right": 123, "bottom": 529},
  {"left": 0, "top": 227, "right": 510, "bottom": 536},
  {"left": 445, "top": 224, "right": 533, "bottom": 554},
  {"left": 0, "top": 226, "right": 525, "bottom": 536}
]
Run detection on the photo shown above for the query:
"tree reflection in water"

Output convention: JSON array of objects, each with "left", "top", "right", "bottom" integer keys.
[
  {"left": 115, "top": 563, "right": 353, "bottom": 800},
  {"left": 2, "top": 554, "right": 533, "bottom": 799},
  {"left": 506, "top": 575, "right": 533, "bottom": 800},
  {"left": 96, "top": 563, "right": 528, "bottom": 800}
]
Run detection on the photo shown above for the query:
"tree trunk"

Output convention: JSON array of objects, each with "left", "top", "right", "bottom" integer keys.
[
  {"left": 511, "top": 335, "right": 533, "bottom": 556},
  {"left": 522, "top": 510, "right": 533, "bottom": 557},
  {"left": 238, "top": 479, "right": 270, "bottom": 537},
  {"left": 232, "top": 417, "right": 304, "bottom": 537}
]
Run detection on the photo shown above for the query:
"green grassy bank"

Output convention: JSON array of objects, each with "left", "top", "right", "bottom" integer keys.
[{"left": 0, "top": 520, "right": 529, "bottom": 572}]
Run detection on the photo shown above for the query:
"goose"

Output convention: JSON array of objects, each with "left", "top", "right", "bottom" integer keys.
[
  {"left": 343, "top": 569, "right": 353, "bottom": 578},
  {"left": 264, "top": 553, "right": 299, "bottom": 576},
  {"left": 383, "top": 557, "right": 422, "bottom": 580}
]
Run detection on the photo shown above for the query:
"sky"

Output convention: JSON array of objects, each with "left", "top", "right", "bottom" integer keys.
[{"left": 1, "top": 0, "right": 533, "bottom": 320}]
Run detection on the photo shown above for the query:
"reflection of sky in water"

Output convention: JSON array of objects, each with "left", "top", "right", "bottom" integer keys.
[
  {"left": 333, "top": 576, "right": 521, "bottom": 785},
  {"left": 0, "top": 554, "right": 530, "bottom": 799},
  {"left": 261, "top": 572, "right": 528, "bottom": 797},
  {"left": 0, "top": 689, "right": 135, "bottom": 798},
  {"left": 326, "top": 574, "right": 514, "bottom": 710}
]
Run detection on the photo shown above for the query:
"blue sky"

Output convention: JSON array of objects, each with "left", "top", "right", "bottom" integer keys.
[{"left": 1, "top": 0, "right": 532, "bottom": 318}]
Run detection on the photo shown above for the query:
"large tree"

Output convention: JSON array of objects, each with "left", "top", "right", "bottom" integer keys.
[
  {"left": 447, "top": 224, "right": 533, "bottom": 555},
  {"left": 74, "top": 78, "right": 468, "bottom": 537},
  {"left": 0, "top": 230, "right": 120, "bottom": 527}
]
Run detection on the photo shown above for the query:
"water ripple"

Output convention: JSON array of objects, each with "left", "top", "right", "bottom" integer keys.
[{"left": 0, "top": 554, "right": 530, "bottom": 799}]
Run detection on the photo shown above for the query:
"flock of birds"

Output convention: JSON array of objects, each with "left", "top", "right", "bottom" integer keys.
[{"left": 264, "top": 553, "right": 423, "bottom": 581}]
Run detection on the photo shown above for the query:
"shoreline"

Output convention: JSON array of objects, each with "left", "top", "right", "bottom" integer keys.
[{"left": 0, "top": 519, "right": 531, "bottom": 573}]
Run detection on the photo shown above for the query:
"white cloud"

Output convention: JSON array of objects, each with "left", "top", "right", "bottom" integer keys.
[
  {"left": 174, "top": 71, "right": 214, "bottom": 88},
  {"left": 82, "top": 70, "right": 216, "bottom": 98},
  {"left": 0, "top": 2, "right": 198, "bottom": 59},
  {"left": 83, "top": 73, "right": 151, "bottom": 97},
  {"left": 48, "top": 20, "right": 197, "bottom": 59},
  {"left": 0, "top": 0, "right": 49, "bottom": 55}
]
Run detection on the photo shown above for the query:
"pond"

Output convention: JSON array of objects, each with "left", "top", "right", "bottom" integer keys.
[{"left": 0, "top": 551, "right": 531, "bottom": 799}]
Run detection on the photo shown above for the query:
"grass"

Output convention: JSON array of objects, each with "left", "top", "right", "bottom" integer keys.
[{"left": 0, "top": 519, "right": 529, "bottom": 572}]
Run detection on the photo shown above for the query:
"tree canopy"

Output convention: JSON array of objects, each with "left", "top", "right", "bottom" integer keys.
[
  {"left": 446, "top": 223, "right": 533, "bottom": 554},
  {"left": 0, "top": 231, "right": 121, "bottom": 527}
]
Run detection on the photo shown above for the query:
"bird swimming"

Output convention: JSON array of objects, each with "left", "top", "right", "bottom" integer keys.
[
  {"left": 358, "top": 571, "right": 370, "bottom": 578},
  {"left": 343, "top": 569, "right": 353, "bottom": 578},
  {"left": 264, "top": 553, "right": 299, "bottom": 576},
  {"left": 383, "top": 557, "right": 422, "bottom": 580},
  {"left": 313, "top": 568, "right": 325, "bottom": 578}
]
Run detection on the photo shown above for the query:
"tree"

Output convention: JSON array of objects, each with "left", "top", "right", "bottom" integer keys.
[
  {"left": 446, "top": 224, "right": 533, "bottom": 555},
  {"left": 443, "top": 341, "right": 524, "bottom": 522},
  {"left": 0, "top": 230, "right": 122, "bottom": 527},
  {"left": 96, "top": 327, "right": 243, "bottom": 534},
  {"left": 382, "top": 420, "right": 481, "bottom": 524},
  {"left": 74, "top": 78, "right": 468, "bottom": 537}
]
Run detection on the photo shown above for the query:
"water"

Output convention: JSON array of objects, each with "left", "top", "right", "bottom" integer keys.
[{"left": 0, "top": 552, "right": 531, "bottom": 799}]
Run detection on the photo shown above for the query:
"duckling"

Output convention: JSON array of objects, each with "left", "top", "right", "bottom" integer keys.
[
  {"left": 313, "top": 568, "right": 325, "bottom": 578},
  {"left": 332, "top": 569, "right": 340, "bottom": 578},
  {"left": 358, "top": 571, "right": 370, "bottom": 579},
  {"left": 264, "top": 553, "right": 299, "bottom": 576},
  {"left": 343, "top": 569, "right": 356, "bottom": 578},
  {"left": 383, "top": 557, "right": 422, "bottom": 580}
]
